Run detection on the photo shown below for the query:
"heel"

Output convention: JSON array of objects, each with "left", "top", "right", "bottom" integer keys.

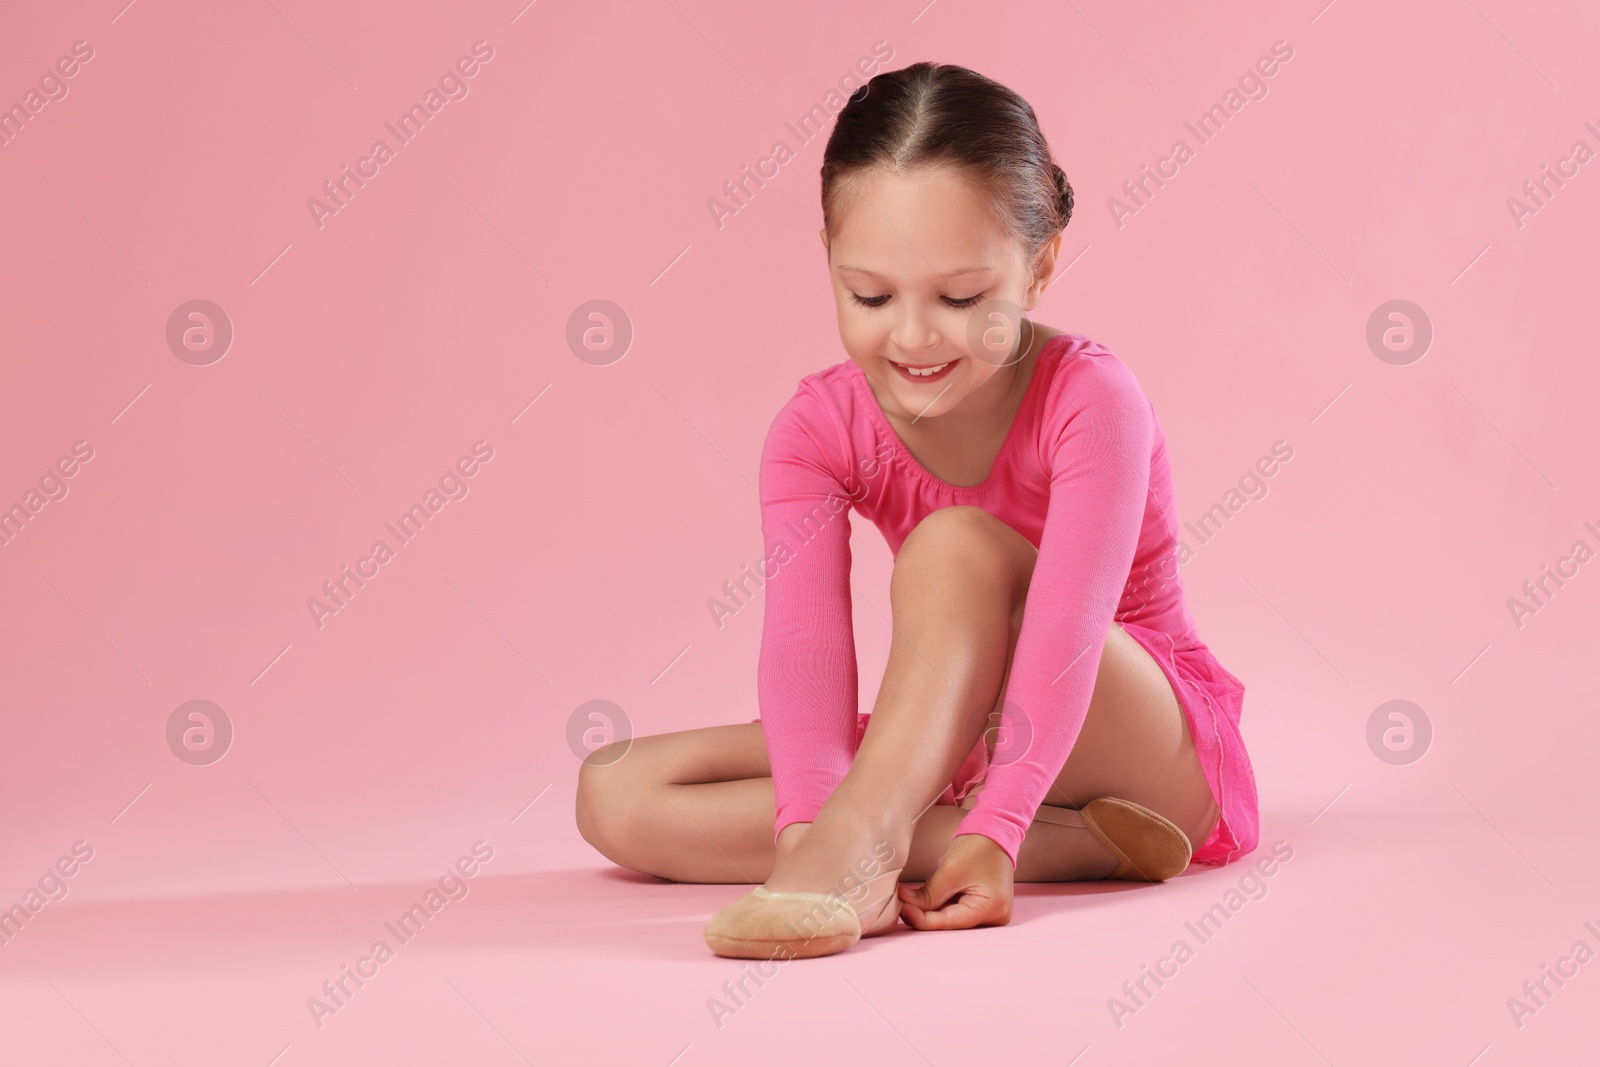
[
  {"left": 848, "top": 866, "right": 905, "bottom": 939},
  {"left": 1077, "top": 797, "right": 1192, "bottom": 882}
]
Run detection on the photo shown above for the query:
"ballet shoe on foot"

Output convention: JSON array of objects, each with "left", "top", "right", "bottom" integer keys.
[
  {"left": 703, "top": 866, "right": 905, "bottom": 960},
  {"left": 963, "top": 780, "right": 1190, "bottom": 881},
  {"left": 1071, "top": 797, "right": 1192, "bottom": 882}
]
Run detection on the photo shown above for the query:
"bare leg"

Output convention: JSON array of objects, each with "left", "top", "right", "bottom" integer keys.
[
  {"left": 576, "top": 725, "right": 1080, "bottom": 884},
  {"left": 1028, "top": 622, "right": 1220, "bottom": 868},
  {"left": 576, "top": 507, "right": 1219, "bottom": 884},
  {"left": 757, "top": 506, "right": 1037, "bottom": 895}
]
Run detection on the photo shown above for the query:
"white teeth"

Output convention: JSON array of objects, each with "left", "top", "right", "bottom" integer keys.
[{"left": 899, "top": 362, "right": 949, "bottom": 377}]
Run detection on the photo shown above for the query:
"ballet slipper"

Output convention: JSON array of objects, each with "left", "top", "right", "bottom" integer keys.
[
  {"left": 960, "top": 781, "right": 1190, "bottom": 881},
  {"left": 703, "top": 866, "right": 905, "bottom": 960},
  {"left": 1035, "top": 796, "right": 1191, "bottom": 882}
]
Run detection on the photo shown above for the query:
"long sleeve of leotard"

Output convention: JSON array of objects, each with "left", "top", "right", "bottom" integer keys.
[
  {"left": 755, "top": 385, "right": 861, "bottom": 841},
  {"left": 952, "top": 360, "right": 1154, "bottom": 867}
]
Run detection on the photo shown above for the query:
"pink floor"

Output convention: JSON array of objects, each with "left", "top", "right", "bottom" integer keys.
[{"left": 5, "top": 802, "right": 1598, "bottom": 1064}]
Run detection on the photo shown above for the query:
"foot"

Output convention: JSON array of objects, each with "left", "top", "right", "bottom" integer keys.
[
  {"left": 703, "top": 864, "right": 905, "bottom": 959},
  {"left": 764, "top": 812, "right": 898, "bottom": 894},
  {"left": 704, "top": 814, "right": 906, "bottom": 959},
  {"left": 770, "top": 811, "right": 906, "bottom": 932},
  {"left": 1076, "top": 797, "right": 1192, "bottom": 882}
]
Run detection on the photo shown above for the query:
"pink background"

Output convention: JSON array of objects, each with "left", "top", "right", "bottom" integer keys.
[{"left": 3, "top": 0, "right": 1598, "bottom": 1063}]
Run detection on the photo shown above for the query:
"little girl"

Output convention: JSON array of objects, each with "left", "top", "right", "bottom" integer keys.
[{"left": 576, "top": 61, "right": 1260, "bottom": 960}]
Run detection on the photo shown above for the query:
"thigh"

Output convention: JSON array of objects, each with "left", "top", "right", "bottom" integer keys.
[
  {"left": 592, "top": 721, "right": 773, "bottom": 787},
  {"left": 577, "top": 722, "right": 781, "bottom": 882},
  {"left": 1042, "top": 623, "right": 1220, "bottom": 850}
]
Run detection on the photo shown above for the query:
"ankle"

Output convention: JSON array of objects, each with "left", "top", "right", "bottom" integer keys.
[
  {"left": 812, "top": 798, "right": 912, "bottom": 865},
  {"left": 767, "top": 817, "right": 906, "bottom": 897}
]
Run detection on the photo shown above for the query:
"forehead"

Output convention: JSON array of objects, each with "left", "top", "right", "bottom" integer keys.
[{"left": 829, "top": 166, "right": 1019, "bottom": 279}]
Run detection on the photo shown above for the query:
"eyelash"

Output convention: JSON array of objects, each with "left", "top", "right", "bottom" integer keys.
[{"left": 848, "top": 293, "right": 984, "bottom": 309}]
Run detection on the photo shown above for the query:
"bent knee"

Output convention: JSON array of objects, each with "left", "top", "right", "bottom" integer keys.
[
  {"left": 895, "top": 506, "right": 1033, "bottom": 588},
  {"left": 575, "top": 743, "right": 642, "bottom": 854},
  {"left": 904, "top": 504, "right": 998, "bottom": 542},
  {"left": 899, "top": 506, "right": 1020, "bottom": 565}
]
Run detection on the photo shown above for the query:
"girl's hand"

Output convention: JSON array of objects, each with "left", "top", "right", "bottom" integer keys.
[{"left": 897, "top": 833, "right": 1014, "bottom": 930}]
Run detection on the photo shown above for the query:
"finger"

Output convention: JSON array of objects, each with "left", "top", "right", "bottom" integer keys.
[
  {"left": 896, "top": 882, "right": 926, "bottom": 911},
  {"left": 902, "top": 870, "right": 960, "bottom": 915},
  {"left": 902, "top": 892, "right": 986, "bottom": 931},
  {"left": 896, "top": 882, "right": 953, "bottom": 928},
  {"left": 896, "top": 881, "right": 947, "bottom": 913},
  {"left": 908, "top": 882, "right": 1013, "bottom": 931}
]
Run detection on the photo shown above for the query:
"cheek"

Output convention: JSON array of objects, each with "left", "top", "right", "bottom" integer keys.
[{"left": 839, "top": 320, "right": 883, "bottom": 358}]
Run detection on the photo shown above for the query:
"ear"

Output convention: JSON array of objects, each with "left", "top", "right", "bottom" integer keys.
[
  {"left": 818, "top": 226, "right": 829, "bottom": 254},
  {"left": 1023, "top": 231, "right": 1064, "bottom": 310}
]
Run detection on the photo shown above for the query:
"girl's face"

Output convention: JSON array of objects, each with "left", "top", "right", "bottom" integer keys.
[{"left": 821, "top": 165, "right": 1060, "bottom": 421}]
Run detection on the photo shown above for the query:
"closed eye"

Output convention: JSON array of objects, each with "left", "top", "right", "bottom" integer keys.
[{"left": 848, "top": 293, "right": 984, "bottom": 309}]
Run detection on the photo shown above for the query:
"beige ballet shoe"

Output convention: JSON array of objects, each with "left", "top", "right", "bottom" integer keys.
[
  {"left": 703, "top": 866, "right": 904, "bottom": 960},
  {"left": 1047, "top": 797, "right": 1192, "bottom": 881},
  {"left": 962, "top": 780, "right": 1190, "bottom": 881}
]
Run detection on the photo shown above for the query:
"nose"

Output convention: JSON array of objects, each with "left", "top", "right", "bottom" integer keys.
[{"left": 889, "top": 306, "right": 942, "bottom": 357}]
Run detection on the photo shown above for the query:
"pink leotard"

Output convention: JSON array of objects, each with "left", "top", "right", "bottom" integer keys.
[{"left": 754, "top": 331, "right": 1260, "bottom": 870}]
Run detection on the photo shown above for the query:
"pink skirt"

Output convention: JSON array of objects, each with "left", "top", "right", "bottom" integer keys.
[{"left": 1117, "top": 621, "right": 1259, "bottom": 866}]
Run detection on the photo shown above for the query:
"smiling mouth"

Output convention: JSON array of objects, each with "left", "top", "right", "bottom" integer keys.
[{"left": 888, "top": 357, "right": 957, "bottom": 382}]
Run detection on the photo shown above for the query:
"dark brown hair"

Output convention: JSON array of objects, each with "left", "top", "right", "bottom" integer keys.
[{"left": 820, "top": 61, "right": 1073, "bottom": 268}]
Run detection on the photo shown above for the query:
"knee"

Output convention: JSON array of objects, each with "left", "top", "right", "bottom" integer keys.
[
  {"left": 898, "top": 506, "right": 1002, "bottom": 568},
  {"left": 894, "top": 506, "right": 1027, "bottom": 590},
  {"left": 575, "top": 742, "right": 642, "bottom": 858}
]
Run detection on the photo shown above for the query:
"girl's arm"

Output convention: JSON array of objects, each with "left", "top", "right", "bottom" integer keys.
[
  {"left": 952, "top": 355, "right": 1156, "bottom": 869},
  {"left": 756, "top": 388, "right": 861, "bottom": 843}
]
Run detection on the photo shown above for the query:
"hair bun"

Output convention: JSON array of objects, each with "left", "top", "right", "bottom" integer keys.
[{"left": 1052, "top": 163, "right": 1074, "bottom": 227}]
